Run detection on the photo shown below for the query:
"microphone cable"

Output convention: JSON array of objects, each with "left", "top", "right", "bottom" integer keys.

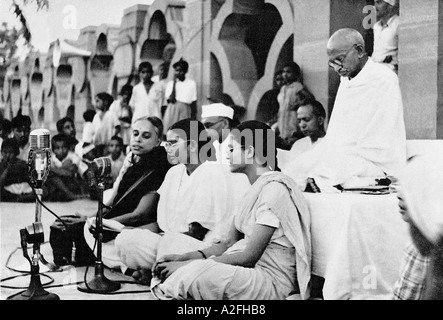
[{"left": 81, "top": 224, "right": 152, "bottom": 295}]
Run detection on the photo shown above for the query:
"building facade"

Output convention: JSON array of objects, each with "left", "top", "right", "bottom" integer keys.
[{"left": 2, "top": 0, "right": 442, "bottom": 139}]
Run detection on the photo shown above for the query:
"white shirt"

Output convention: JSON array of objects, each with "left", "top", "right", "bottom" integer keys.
[
  {"left": 82, "top": 122, "right": 94, "bottom": 144},
  {"left": 129, "top": 82, "right": 163, "bottom": 123},
  {"left": 288, "top": 136, "right": 323, "bottom": 161},
  {"left": 165, "top": 78, "right": 197, "bottom": 104},
  {"left": 372, "top": 15, "right": 399, "bottom": 71},
  {"left": 156, "top": 162, "right": 251, "bottom": 244},
  {"left": 51, "top": 151, "right": 89, "bottom": 177},
  {"left": 92, "top": 110, "right": 119, "bottom": 146}
]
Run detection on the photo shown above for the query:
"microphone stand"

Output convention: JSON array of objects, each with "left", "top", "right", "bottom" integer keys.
[
  {"left": 77, "top": 180, "right": 121, "bottom": 294},
  {"left": 8, "top": 149, "right": 59, "bottom": 300}
]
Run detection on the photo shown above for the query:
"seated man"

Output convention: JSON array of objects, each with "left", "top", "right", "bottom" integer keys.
[
  {"left": 288, "top": 100, "right": 326, "bottom": 161},
  {"left": 113, "top": 119, "right": 251, "bottom": 284},
  {"left": 284, "top": 28, "right": 406, "bottom": 193},
  {"left": 201, "top": 103, "right": 236, "bottom": 166}
]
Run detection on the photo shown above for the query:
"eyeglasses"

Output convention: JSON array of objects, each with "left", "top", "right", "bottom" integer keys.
[
  {"left": 203, "top": 119, "right": 225, "bottom": 129},
  {"left": 164, "top": 139, "right": 192, "bottom": 148},
  {"left": 328, "top": 45, "right": 356, "bottom": 70}
]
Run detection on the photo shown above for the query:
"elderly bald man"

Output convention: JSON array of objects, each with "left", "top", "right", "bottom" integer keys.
[
  {"left": 372, "top": 0, "right": 400, "bottom": 72},
  {"left": 283, "top": 28, "right": 406, "bottom": 193}
]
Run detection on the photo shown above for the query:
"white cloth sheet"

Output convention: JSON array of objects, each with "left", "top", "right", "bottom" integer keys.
[{"left": 305, "top": 192, "right": 410, "bottom": 300}]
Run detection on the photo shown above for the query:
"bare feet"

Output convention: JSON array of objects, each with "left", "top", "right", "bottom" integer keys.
[{"left": 132, "top": 269, "right": 152, "bottom": 286}]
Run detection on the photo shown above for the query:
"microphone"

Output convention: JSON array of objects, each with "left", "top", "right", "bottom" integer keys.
[
  {"left": 78, "top": 155, "right": 120, "bottom": 294},
  {"left": 8, "top": 128, "right": 60, "bottom": 300},
  {"left": 91, "top": 157, "right": 112, "bottom": 179},
  {"left": 87, "top": 157, "right": 112, "bottom": 188},
  {"left": 28, "top": 128, "right": 51, "bottom": 188}
]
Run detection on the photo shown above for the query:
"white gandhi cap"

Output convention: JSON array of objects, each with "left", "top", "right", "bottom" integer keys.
[{"left": 201, "top": 103, "right": 234, "bottom": 120}]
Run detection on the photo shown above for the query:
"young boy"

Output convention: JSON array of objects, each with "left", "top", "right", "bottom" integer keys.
[
  {"left": 82, "top": 109, "right": 96, "bottom": 145},
  {"left": 92, "top": 92, "right": 119, "bottom": 157},
  {"left": 47, "top": 134, "right": 89, "bottom": 201},
  {"left": 0, "top": 118, "right": 12, "bottom": 161},
  {"left": 0, "top": 138, "right": 34, "bottom": 202},
  {"left": 105, "top": 135, "right": 125, "bottom": 190}
]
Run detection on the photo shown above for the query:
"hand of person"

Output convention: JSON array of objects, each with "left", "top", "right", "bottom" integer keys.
[
  {"left": 153, "top": 260, "right": 190, "bottom": 282},
  {"left": 102, "top": 219, "right": 125, "bottom": 232},
  {"left": 383, "top": 55, "right": 393, "bottom": 63},
  {"left": 61, "top": 159, "right": 77, "bottom": 174}
]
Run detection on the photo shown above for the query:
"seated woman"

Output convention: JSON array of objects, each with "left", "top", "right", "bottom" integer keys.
[
  {"left": 83, "top": 116, "right": 172, "bottom": 270},
  {"left": 151, "top": 120, "right": 312, "bottom": 300},
  {"left": 114, "top": 118, "right": 251, "bottom": 284}
]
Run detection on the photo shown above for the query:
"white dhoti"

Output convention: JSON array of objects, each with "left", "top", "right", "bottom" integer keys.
[{"left": 83, "top": 223, "right": 128, "bottom": 272}]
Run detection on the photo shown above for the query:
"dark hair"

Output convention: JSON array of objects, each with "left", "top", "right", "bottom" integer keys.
[
  {"left": 51, "top": 133, "right": 69, "bottom": 150},
  {"left": 169, "top": 118, "right": 214, "bottom": 161},
  {"left": 138, "top": 61, "right": 153, "bottom": 74},
  {"left": 231, "top": 120, "right": 280, "bottom": 171},
  {"left": 83, "top": 109, "right": 96, "bottom": 122},
  {"left": 134, "top": 116, "right": 164, "bottom": 139},
  {"left": 0, "top": 118, "right": 12, "bottom": 134},
  {"left": 159, "top": 61, "right": 170, "bottom": 79},
  {"left": 110, "top": 135, "right": 123, "bottom": 147},
  {"left": 290, "top": 88, "right": 316, "bottom": 112},
  {"left": 300, "top": 100, "right": 326, "bottom": 119},
  {"left": 11, "top": 114, "right": 31, "bottom": 129},
  {"left": 172, "top": 58, "right": 189, "bottom": 73},
  {"left": 119, "top": 84, "right": 133, "bottom": 97},
  {"left": 285, "top": 61, "right": 301, "bottom": 78},
  {"left": 96, "top": 92, "right": 114, "bottom": 109},
  {"left": 1, "top": 137, "right": 19, "bottom": 156},
  {"left": 56, "top": 117, "right": 74, "bottom": 133}
]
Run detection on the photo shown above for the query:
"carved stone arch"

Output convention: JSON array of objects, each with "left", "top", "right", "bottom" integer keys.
[
  {"left": 210, "top": 42, "right": 246, "bottom": 110},
  {"left": 209, "top": 0, "right": 255, "bottom": 109},
  {"left": 245, "top": 0, "right": 295, "bottom": 120},
  {"left": 137, "top": 6, "right": 183, "bottom": 76},
  {"left": 96, "top": 33, "right": 109, "bottom": 55},
  {"left": 248, "top": 32, "right": 294, "bottom": 120}
]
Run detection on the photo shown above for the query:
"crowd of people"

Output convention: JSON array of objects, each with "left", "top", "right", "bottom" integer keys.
[{"left": 2, "top": 0, "right": 442, "bottom": 301}]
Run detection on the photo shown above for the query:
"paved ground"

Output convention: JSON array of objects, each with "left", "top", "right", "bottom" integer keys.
[{"left": 0, "top": 199, "right": 155, "bottom": 300}]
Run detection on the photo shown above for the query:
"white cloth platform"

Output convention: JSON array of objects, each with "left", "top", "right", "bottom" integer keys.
[{"left": 305, "top": 192, "right": 410, "bottom": 300}]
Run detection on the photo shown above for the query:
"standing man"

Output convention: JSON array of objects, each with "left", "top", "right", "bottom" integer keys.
[
  {"left": 285, "top": 28, "right": 406, "bottom": 193},
  {"left": 372, "top": 0, "right": 399, "bottom": 73},
  {"left": 129, "top": 62, "right": 163, "bottom": 124},
  {"left": 201, "top": 103, "right": 235, "bottom": 165},
  {"left": 162, "top": 58, "right": 197, "bottom": 133}
]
